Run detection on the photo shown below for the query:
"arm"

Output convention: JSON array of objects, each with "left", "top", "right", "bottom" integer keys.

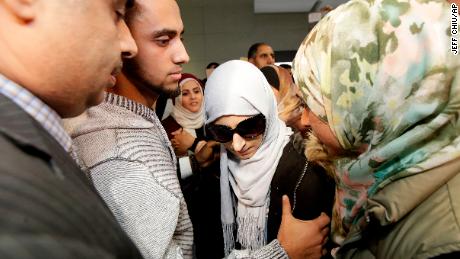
[
  {"left": 177, "top": 140, "right": 220, "bottom": 180},
  {"left": 227, "top": 196, "right": 330, "bottom": 259},
  {"left": 89, "top": 159, "right": 185, "bottom": 259},
  {"left": 171, "top": 129, "right": 195, "bottom": 156},
  {"left": 226, "top": 239, "right": 288, "bottom": 259}
]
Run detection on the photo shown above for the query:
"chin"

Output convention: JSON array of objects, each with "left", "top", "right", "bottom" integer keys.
[{"left": 162, "top": 83, "right": 180, "bottom": 98}]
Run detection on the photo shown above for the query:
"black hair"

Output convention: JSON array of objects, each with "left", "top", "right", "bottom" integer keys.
[
  {"left": 206, "top": 62, "right": 220, "bottom": 69},
  {"left": 260, "top": 66, "right": 280, "bottom": 90},
  {"left": 247, "top": 42, "right": 267, "bottom": 59},
  {"left": 279, "top": 64, "right": 292, "bottom": 69}
]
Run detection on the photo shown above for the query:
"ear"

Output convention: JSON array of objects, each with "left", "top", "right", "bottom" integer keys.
[{"left": 4, "top": 0, "right": 37, "bottom": 23}]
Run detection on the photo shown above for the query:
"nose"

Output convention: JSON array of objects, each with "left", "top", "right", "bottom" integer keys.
[
  {"left": 268, "top": 55, "right": 275, "bottom": 65},
  {"left": 173, "top": 39, "right": 190, "bottom": 64},
  {"left": 301, "top": 108, "right": 311, "bottom": 127},
  {"left": 120, "top": 21, "right": 138, "bottom": 59},
  {"left": 231, "top": 133, "right": 245, "bottom": 152}
]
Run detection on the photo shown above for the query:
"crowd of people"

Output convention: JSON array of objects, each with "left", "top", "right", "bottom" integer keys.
[{"left": 0, "top": 0, "right": 459, "bottom": 258}]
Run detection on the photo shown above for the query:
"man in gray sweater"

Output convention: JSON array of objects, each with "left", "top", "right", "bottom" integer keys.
[{"left": 65, "top": 0, "right": 330, "bottom": 258}]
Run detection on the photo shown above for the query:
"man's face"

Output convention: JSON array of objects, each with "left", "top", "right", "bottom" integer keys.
[
  {"left": 28, "top": 0, "right": 137, "bottom": 117},
  {"left": 123, "top": 0, "right": 190, "bottom": 97},
  {"left": 250, "top": 45, "right": 275, "bottom": 68}
]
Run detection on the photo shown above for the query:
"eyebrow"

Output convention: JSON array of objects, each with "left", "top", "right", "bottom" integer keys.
[{"left": 153, "top": 29, "right": 185, "bottom": 38}]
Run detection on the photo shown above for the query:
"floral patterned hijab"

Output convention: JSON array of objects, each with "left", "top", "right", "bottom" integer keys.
[{"left": 294, "top": 0, "right": 460, "bottom": 236}]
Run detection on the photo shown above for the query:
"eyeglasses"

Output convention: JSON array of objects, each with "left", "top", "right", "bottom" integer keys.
[{"left": 206, "top": 114, "right": 266, "bottom": 143}]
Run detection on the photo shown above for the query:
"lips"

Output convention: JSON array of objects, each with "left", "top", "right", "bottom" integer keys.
[
  {"left": 109, "top": 75, "right": 117, "bottom": 87},
  {"left": 111, "top": 64, "right": 122, "bottom": 77},
  {"left": 169, "top": 69, "right": 183, "bottom": 81},
  {"left": 109, "top": 64, "right": 123, "bottom": 87},
  {"left": 238, "top": 148, "right": 251, "bottom": 156}
]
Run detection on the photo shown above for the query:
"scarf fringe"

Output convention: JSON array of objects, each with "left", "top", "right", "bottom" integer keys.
[
  {"left": 223, "top": 223, "right": 235, "bottom": 256},
  {"left": 223, "top": 214, "right": 267, "bottom": 256},
  {"left": 236, "top": 215, "right": 266, "bottom": 251}
]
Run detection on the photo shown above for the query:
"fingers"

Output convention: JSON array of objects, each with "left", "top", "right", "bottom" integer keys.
[
  {"left": 321, "top": 231, "right": 329, "bottom": 246},
  {"left": 206, "top": 140, "right": 219, "bottom": 148},
  {"left": 320, "top": 226, "right": 329, "bottom": 238},
  {"left": 314, "top": 212, "right": 331, "bottom": 229},
  {"left": 306, "top": 244, "right": 324, "bottom": 259},
  {"left": 281, "top": 195, "right": 292, "bottom": 218}
]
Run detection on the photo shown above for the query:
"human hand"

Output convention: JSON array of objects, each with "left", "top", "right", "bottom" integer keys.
[
  {"left": 194, "top": 140, "right": 207, "bottom": 153},
  {"left": 277, "top": 195, "right": 330, "bottom": 259},
  {"left": 171, "top": 129, "right": 195, "bottom": 155},
  {"left": 195, "top": 141, "right": 220, "bottom": 168}
]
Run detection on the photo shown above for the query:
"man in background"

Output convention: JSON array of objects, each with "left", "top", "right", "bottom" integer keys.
[
  {"left": 0, "top": 0, "right": 140, "bottom": 258},
  {"left": 248, "top": 42, "right": 276, "bottom": 68}
]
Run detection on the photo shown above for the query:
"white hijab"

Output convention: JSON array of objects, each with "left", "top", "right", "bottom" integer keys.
[
  {"left": 171, "top": 78, "right": 205, "bottom": 134},
  {"left": 205, "top": 60, "right": 293, "bottom": 254}
]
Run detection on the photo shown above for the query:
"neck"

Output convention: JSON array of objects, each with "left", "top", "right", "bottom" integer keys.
[{"left": 107, "top": 73, "right": 158, "bottom": 108}]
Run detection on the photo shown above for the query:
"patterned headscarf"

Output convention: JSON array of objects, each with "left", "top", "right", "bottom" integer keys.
[{"left": 294, "top": 0, "right": 460, "bottom": 236}]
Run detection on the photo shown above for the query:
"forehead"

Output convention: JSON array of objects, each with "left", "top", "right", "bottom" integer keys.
[
  {"left": 182, "top": 80, "right": 201, "bottom": 90},
  {"left": 257, "top": 45, "right": 274, "bottom": 54},
  {"left": 132, "top": 0, "right": 183, "bottom": 32}
]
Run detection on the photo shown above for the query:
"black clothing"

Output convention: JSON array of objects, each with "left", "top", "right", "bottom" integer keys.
[{"left": 0, "top": 94, "right": 142, "bottom": 259}]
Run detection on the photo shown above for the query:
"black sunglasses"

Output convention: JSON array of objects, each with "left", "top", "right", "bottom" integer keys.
[{"left": 206, "top": 114, "right": 266, "bottom": 143}]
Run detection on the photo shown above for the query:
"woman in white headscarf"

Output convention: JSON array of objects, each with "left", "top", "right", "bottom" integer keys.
[
  {"left": 205, "top": 60, "right": 335, "bottom": 258},
  {"left": 162, "top": 73, "right": 206, "bottom": 155}
]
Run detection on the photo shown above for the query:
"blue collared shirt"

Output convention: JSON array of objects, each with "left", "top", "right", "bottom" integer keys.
[{"left": 0, "top": 74, "right": 72, "bottom": 152}]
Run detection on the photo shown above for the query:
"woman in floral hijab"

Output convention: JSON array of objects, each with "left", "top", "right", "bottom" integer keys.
[{"left": 294, "top": 0, "right": 460, "bottom": 257}]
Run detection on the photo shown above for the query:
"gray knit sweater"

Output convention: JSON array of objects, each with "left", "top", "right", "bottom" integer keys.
[{"left": 64, "top": 93, "right": 193, "bottom": 259}]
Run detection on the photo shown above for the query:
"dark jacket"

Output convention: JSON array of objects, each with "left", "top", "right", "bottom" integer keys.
[
  {"left": 0, "top": 94, "right": 142, "bottom": 259},
  {"left": 267, "top": 134, "right": 336, "bottom": 255},
  {"left": 162, "top": 115, "right": 224, "bottom": 259}
]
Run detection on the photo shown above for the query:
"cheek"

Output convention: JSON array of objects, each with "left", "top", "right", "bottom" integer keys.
[
  {"left": 182, "top": 97, "right": 193, "bottom": 110},
  {"left": 135, "top": 41, "right": 163, "bottom": 73},
  {"left": 247, "top": 135, "right": 263, "bottom": 150},
  {"left": 309, "top": 113, "right": 344, "bottom": 155},
  {"left": 196, "top": 95, "right": 203, "bottom": 107}
]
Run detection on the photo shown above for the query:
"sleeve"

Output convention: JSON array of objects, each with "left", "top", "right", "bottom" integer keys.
[
  {"left": 226, "top": 239, "right": 288, "bottom": 259},
  {"left": 89, "top": 159, "right": 184, "bottom": 259},
  {"left": 178, "top": 156, "right": 193, "bottom": 179}
]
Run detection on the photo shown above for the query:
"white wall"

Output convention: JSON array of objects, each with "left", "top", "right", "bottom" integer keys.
[{"left": 178, "top": 0, "right": 311, "bottom": 79}]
